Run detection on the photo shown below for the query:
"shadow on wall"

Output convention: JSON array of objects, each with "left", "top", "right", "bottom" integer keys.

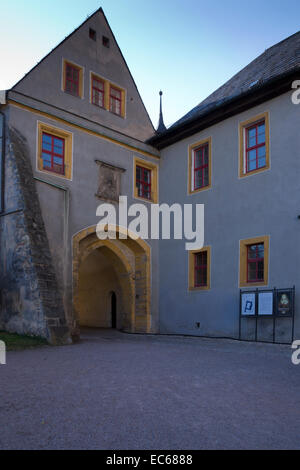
[{"left": 77, "top": 248, "right": 122, "bottom": 329}]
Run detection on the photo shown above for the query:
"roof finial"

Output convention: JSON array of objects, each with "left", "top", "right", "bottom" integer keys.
[{"left": 157, "top": 90, "right": 166, "bottom": 134}]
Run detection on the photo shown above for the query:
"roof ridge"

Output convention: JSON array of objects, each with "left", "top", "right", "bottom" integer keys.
[
  {"left": 169, "top": 30, "right": 300, "bottom": 130},
  {"left": 265, "top": 29, "right": 300, "bottom": 52}
]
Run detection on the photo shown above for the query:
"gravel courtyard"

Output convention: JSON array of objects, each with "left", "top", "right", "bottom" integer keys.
[{"left": 0, "top": 328, "right": 299, "bottom": 450}]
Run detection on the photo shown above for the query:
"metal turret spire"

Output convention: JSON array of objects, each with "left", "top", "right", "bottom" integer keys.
[{"left": 156, "top": 90, "right": 166, "bottom": 134}]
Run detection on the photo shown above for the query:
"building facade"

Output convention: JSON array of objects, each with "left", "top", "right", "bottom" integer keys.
[{"left": 0, "top": 8, "right": 299, "bottom": 344}]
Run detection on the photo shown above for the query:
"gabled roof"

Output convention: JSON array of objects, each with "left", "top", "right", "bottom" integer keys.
[
  {"left": 11, "top": 7, "right": 104, "bottom": 90},
  {"left": 148, "top": 31, "right": 300, "bottom": 149},
  {"left": 10, "top": 7, "right": 154, "bottom": 133}
]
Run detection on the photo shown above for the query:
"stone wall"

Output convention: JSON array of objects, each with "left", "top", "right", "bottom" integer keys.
[{"left": 0, "top": 125, "right": 71, "bottom": 344}]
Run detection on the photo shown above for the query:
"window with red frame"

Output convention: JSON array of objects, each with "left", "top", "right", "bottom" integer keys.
[
  {"left": 65, "top": 63, "right": 80, "bottom": 96},
  {"left": 136, "top": 166, "right": 151, "bottom": 200},
  {"left": 92, "top": 76, "right": 105, "bottom": 108},
  {"left": 194, "top": 251, "right": 208, "bottom": 287},
  {"left": 41, "top": 132, "right": 65, "bottom": 175},
  {"left": 245, "top": 120, "right": 266, "bottom": 173},
  {"left": 110, "top": 86, "right": 122, "bottom": 116},
  {"left": 193, "top": 143, "right": 209, "bottom": 190},
  {"left": 247, "top": 243, "right": 264, "bottom": 282}
]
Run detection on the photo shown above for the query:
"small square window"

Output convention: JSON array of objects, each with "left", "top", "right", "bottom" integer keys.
[
  {"left": 89, "top": 28, "right": 96, "bottom": 41},
  {"left": 102, "top": 36, "right": 110, "bottom": 48}
]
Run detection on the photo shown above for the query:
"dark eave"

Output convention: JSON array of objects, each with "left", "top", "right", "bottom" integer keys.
[{"left": 147, "top": 67, "right": 299, "bottom": 150}]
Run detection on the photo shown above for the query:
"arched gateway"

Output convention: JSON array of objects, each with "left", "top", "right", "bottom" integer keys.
[{"left": 72, "top": 226, "right": 151, "bottom": 334}]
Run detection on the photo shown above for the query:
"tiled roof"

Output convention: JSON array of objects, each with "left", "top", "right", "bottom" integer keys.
[{"left": 170, "top": 31, "right": 300, "bottom": 129}]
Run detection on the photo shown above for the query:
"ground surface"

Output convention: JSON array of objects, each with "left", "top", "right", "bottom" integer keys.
[{"left": 0, "top": 328, "right": 299, "bottom": 450}]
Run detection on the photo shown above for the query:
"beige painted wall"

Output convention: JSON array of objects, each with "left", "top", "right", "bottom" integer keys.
[{"left": 77, "top": 248, "right": 121, "bottom": 328}]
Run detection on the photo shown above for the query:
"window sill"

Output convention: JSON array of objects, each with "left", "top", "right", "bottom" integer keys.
[
  {"left": 189, "top": 285, "right": 210, "bottom": 291},
  {"left": 64, "top": 90, "right": 83, "bottom": 100},
  {"left": 188, "top": 185, "right": 211, "bottom": 195},
  {"left": 239, "top": 165, "right": 269, "bottom": 178},
  {"left": 240, "top": 280, "right": 268, "bottom": 288}
]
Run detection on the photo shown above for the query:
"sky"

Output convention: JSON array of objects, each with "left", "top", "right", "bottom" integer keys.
[{"left": 0, "top": 0, "right": 299, "bottom": 127}]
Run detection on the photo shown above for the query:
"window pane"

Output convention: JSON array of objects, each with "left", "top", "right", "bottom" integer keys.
[
  {"left": 137, "top": 183, "right": 143, "bottom": 197},
  {"left": 42, "top": 152, "right": 51, "bottom": 162},
  {"left": 136, "top": 167, "right": 142, "bottom": 181},
  {"left": 194, "top": 150, "right": 202, "bottom": 168},
  {"left": 203, "top": 167, "right": 209, "bottom": 186},
  {"left": 248, "top": 127, "right": 256, "bottom": 139},
  {"left": 257, "top": 261, "right": 264, "bottom": 280},
  {"left": 66, "top": 66, "right": 73, "bottom": 78},
  {"left": 203, "top": 145, "right": 209, "bottom": 165},
  {"left": 42, "top": 141, "right": 52, "bottom": 151},
  {"left": 111, "top": 87, "right": 121, "bottom": 99},
  {"left": 144, "top": 169, "right": 151, "bottom": 183},
  {"left": 195, "top": 252, "right": 207, "bottom": 267},
  {"left": 247, "top": 148, "right": 257, "bottom": 171},
  {"left": 93, "top": 90, "right": 103, "bottom": 107},
  {"left": 257, "top": 244, "right": 264, "bottom": 258},
  {"left": 247, "top": 127, "right": 256, "bottom": 148},
  {"left": 248, "top": 245, "right": 258, "bottom": 259},
  {"left": 248, "top": 262, "right": 257, "bottom": 281},
  {"left": 42, "top": 134, "right": 51, "bottom": 144},
  {"left": 258, "top": 156, "right": 266, "bottom": 168},
  {"left": 257, "top": 123, "right": 265, "bottom": 144},
  {"left": 195, "top": 268, "right": 207, "bottom": 286},
  {"left": 248, "top": 149, "right": 256, "bottom": 162},
  {"left": 257, "top": 146, "right": 265, "bottom": 158},
  {"left": 115, "top": 101, "right": 121, "bottom": 114},
  {"left": 195, "top": 169, "right": 202, "bottom": 189},
  {"left": 53, "top": 140, "right": 63, "bottom": 154},
  {"left": 93, "top": 79, "right": 103, "bottom": 91}
]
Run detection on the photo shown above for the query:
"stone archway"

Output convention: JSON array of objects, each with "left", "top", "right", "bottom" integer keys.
[{"left": 72, "top": 225, "right": 151, "bottom": 335}]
